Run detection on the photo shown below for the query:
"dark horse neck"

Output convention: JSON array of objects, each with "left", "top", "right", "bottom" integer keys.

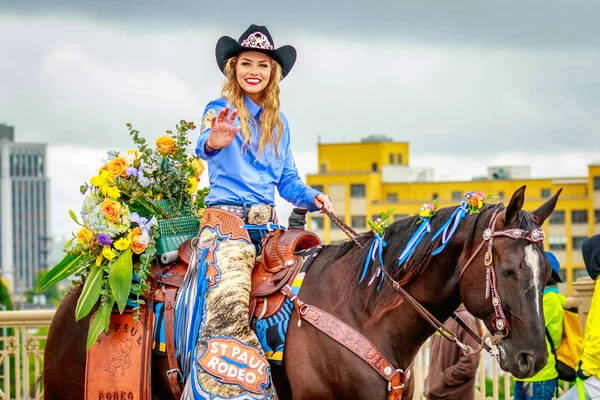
[
  {"left": 375, "top": 240, "right": 464, "bottom": 370},
  {"left": 323, "top": 206, "right": 483, "bottom": 373}
]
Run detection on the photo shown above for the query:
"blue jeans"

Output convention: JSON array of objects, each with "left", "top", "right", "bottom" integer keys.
[
  {"left": 514, "top": 379, "right": 557, "bottom": 400},
  {"left": 248, "top": 227, "right": 268, "bottom": 255}
]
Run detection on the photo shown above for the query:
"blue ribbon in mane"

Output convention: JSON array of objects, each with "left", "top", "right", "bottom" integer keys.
[
  {"left": 430, "top": 201, "right": 469, "bottom": 256},
  {"left": 398, "top": 216, "right": 432, "bottom": 268},
  {"left": 360, "top": 233, "right": 387, "bottom": 291}
]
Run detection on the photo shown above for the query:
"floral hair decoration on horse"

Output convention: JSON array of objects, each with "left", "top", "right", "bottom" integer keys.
[
  {"left": 397, "top": 200, "right": 439, "bottom": 267},
  {"left": 360, "top": 210, "right": 394, "bottom": 290},
  {"left": 430, "top": 191, "right": 489, "bottom": 256}
]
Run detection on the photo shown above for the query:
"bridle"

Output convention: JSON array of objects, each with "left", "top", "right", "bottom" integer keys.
[{"left": 459, "top": 207, "right": 545, "bottom": 337}]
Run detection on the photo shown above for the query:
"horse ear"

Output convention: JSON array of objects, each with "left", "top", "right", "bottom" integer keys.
[
  {"left": 505, "top": 185, "right": 526, "bottom": 226},
  {"left": 531, "top": 188, "right": 562, "bottom": 225}
]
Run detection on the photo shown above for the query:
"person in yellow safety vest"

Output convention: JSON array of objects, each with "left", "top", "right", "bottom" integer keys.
[
  {"left": 514, "top": 251, "right": 566, "bottom": 400},
  {"left": 560, "top": 234, "right": 600, "bottom": 400}
]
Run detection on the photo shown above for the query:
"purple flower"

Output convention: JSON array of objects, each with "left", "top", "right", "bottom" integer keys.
[
  {"left": 98, "top": 234, "right": 112, "bottom": 246},
  {"left": 125, "top": 167, "right": 139, "bottom": 177},
  {"left": 138, "top": 172, "right": 151, "bottom": 187}
]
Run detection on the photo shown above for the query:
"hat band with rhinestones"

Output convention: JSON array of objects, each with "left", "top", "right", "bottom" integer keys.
[{"left": 240, "top": 32, "right": 274, "bottom": 50}]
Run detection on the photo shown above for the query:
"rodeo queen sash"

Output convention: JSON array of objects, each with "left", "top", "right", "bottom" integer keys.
[{"left": 175, "top": 208, "right": 275, "bottom": 400}]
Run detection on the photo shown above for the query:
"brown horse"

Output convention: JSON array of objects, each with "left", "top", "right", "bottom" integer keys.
[{"left": 43, "top": 186, "right": 559, "bottom": 399}]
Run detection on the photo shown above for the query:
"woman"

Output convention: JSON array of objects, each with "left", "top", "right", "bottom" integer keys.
[{"left": 175, "top": 24, "right": 333, "bottom": 400}]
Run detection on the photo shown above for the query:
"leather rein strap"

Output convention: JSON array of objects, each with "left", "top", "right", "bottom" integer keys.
[{"left": 281, "top": 285, "right": 410, "bottom": 400}]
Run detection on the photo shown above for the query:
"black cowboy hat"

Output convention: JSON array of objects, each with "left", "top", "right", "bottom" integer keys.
[{"left": 215, "top": 24, "right": 297, "bottom": 79}]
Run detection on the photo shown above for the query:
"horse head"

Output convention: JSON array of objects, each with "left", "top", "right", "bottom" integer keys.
[{"left": 459, "top": 185, "right": 561, "bottom": 378}]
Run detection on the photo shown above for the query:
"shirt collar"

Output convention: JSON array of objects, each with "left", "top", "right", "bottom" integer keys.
[
  {"left": 543, "top": 286, "right": 559, "bottom": 295},
  {"left": 244, "top": 95, "right": 262, "bottom": 119}
]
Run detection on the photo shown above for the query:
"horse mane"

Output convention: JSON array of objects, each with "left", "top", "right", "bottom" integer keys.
[{"left": 333, "top": 203, "right": 505, "bottom": 324}]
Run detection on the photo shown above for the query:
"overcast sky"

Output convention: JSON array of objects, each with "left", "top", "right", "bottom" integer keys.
[{"left": 1, "top": 1, "right": 599, "bottom": 239}]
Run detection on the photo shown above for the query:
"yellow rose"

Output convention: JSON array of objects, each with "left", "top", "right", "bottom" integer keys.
[
  {"left": 100, "top": 199, "right": 122, "bottom": 223},
  {"left": 106, "top": 157, "right": 129, "bottom": 178},
  {"left": 113, "top": 237, "right": 131, "bottom": 251},
  {"left": 191, "top": 158, "right": 205, "bottom": 178},
  {"left": 419, "top": 210, "right": 430, "bottom": 218},
  {"left": 128, "top": 227, "right": 148, "bottom": 255},
  {"left": 102, "top": 246, "right": 116, "bottom": 261},
  {"left": 156, "top": 136, "right": 176, "bottom": 155},
  {"left": 77, "top": 227, "right": 94, "bottom": 245}
]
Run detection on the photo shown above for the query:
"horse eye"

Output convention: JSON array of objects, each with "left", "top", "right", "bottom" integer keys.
[{"left": 502, "top": 268, "right": 516, "bottom": 278}]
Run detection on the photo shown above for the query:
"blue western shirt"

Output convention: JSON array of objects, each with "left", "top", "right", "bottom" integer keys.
[{"left": 195, "top": 96, "right": 321, "bottom": 212}]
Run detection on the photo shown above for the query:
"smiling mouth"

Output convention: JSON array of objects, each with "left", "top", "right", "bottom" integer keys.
[{"left": 245, "top": 78, "right": 261, "bottom": 85}]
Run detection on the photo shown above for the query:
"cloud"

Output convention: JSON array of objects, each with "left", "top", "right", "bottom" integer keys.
[
  {"left": 3, "top": 1, "right": 600, "bottom": 48},
  {"left": 2, "top": 13, "right": 598, "bottom": 239}
]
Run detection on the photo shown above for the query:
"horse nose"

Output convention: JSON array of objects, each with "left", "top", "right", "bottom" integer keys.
[{"left": 516, "top": 351, "right": 535, "bottom": 375}]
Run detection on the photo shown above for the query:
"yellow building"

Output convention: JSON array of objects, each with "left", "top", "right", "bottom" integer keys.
[{"left": 306, "top": 135, "right": 598, "bottom": 295}]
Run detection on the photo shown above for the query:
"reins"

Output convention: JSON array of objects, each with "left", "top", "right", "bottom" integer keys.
[{"left": 320, "top": 207, "right": 499, "bottom": 358}]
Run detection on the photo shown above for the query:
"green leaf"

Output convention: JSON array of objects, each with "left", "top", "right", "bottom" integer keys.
[
  {"left": 69, "top": 210, "right": 83, "bottom": 226},
  {"left": 75, "top": 265, "right": 104, "bottom": 321},
  {"left": 108, "top": 248, "right": 133, "bottom": 314},
  {"left": 86, "top": 297, "right": 115, "bottom": 350},
  {"left": 36, "top": 253, "right": 83, "bottom": 293},
  {"left": 63, "top": 238, "right": 74, "bottom": 249}
]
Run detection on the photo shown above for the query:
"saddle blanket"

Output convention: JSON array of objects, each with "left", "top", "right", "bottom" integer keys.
[{"left": 254, "top": 245, "right": 321, "bottom": 365}]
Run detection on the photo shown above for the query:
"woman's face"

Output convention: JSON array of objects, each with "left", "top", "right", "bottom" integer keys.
[{"left": 235, "top": 51, "right": 272, "bottom": 100}]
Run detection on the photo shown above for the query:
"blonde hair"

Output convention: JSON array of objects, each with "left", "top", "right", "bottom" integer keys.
[{"left": 221, "top": 56, "right": 285, "bottom": 159}]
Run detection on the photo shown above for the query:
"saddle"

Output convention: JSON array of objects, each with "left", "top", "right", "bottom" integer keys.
[
  {"left": 144, "top": 216, "right": 321, "bottom": 398},
  {"left": 249, "top": 228, "right": 321, "bottom": 320}
]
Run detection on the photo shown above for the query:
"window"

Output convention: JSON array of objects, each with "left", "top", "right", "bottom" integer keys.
[
  {"left": 311, "top": 185, "right": 323, "bottom": 193},
  {"left": 372, "top": 163, "right": 378, "bottom": 172},
  {"left": 595, "top": 177, "right": 600, "bottom": 191},
  {"left": 541, "top": 188, "right": 551, "bottom": 199},
  {"left": 387, "top": 193, "right": 398, "bottom": 202},
  {"left": 320, "top": 164, "right": 326, "bottom": 174},
  {"left": 389, "top": 154, "right": 394, "bottom": 164},
  {"left": 595, "top": 210, "right": 600, "bottom": 224},
  {"left": 351, "top": 216, "right": 366, "bottom": 229},
  {"left": 549, "top": 235, "right": 567, "bottom": 251},
  {"left": 452, "top": 191, "right": 462, "bottom": 201},
  {"left": 573, "top": 236, "right": 587, "bottom": 250},
  {"left": 394, "top": 214, "right": 408, "bottom": 222},
  {"left": 350, "top": 184, "right": 366, "bottom": 198},
  {"left": 311, "top": 216, "right": 324, "bottom": 230},
  {"left": 572, "top": 210, "right": 588, "bottom": 224},
  {"left": 397, "top": 154, "right": 403, "bottom": 165},
  {"left": 549, "top": 210, "right": 565, "bottom": 225},
  {"left": 498, "top": 191, "right": 505, "bottom": 198},
  {"left": 432, "top": 193, "right": 439, "bottom": 201}
]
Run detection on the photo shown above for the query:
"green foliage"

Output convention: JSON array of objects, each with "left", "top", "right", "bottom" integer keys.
[{"left": 367, "top": 209, "right": 395, "bottom": 236}]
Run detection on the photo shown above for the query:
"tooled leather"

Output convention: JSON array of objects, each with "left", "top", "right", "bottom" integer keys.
[
  {"left": 250, "top": 255, "right": 304, "bottom": 320},
  {"left": 262, "top": 229, "right": 321, "bottom": 272},
  {"left": 201, "top": 208, "right": 251, "bottom": 242},
  {"left": 85, "top": 310, "right": 154, "bottom": 400}
]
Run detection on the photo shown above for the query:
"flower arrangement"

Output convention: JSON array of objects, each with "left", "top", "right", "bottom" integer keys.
[
  {"left": 464, "top": 191, "right": 489, "bottom": 215},
  {"left": 368, "top": 209, "right": 395, "bottom": 236},
  {"left": 37, "top": 120, "right": 208, "bottom": 348},
  {"left": 417, "top": 198, "right": 439, "bottom": 224}
]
